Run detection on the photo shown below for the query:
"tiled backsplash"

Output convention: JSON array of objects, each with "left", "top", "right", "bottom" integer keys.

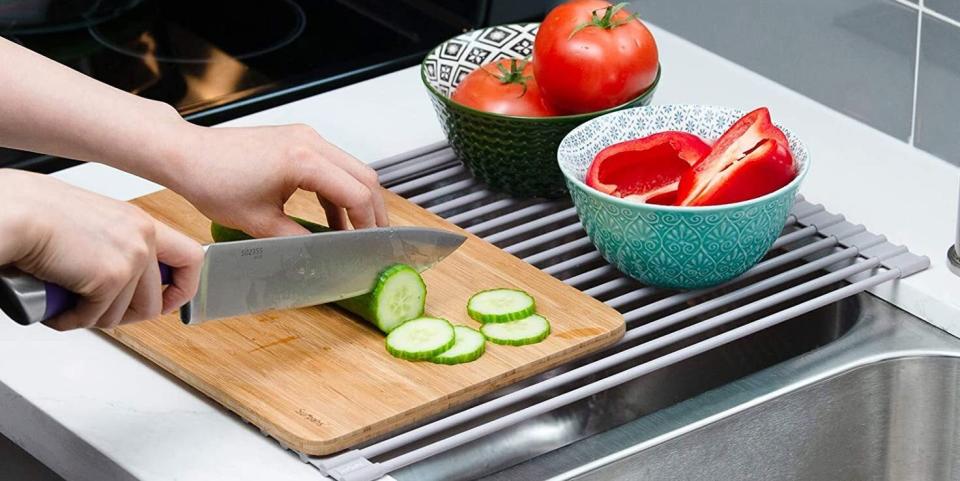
[
  {"left": 916, "top": 3, "right": 960, "bottom": 163},
  {"left": 630, "top": 0, "right": 960, "bottom": 166}
]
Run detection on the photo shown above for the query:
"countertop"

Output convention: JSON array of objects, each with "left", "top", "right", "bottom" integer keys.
[{"left": 2, "top": 24, "right": 959, "bottom": 481}]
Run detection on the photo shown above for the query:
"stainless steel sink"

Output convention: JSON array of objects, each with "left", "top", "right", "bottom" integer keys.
[
  {"left": 566, "top": 356, "right": 960, "bottom": 481},
  {"left": 388, "top": 292, "right": 960, "bottom": 481}
]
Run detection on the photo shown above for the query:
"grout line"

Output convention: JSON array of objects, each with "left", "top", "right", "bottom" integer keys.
[
  {"left": 924, "top": 5, "right": 960, "bottom": 29},
  {"left": 894, "top": 0, "right": 960, "bottom": 146},
  {"left": 891, "top": 0, "right": 960, "bottom": 28},
  {"left": 908, "top": 0, "right": 924, "bottom": 145},
  {"left": 894, "top": 0, "right": 919, "bottom": 11}
]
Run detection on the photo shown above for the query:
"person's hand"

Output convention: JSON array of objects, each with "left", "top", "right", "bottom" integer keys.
[
  {"left": 0, "top": 169, "right": 203, "bottom": 331},
  {"left": 170, "top": 124, "right": 388, "bottom": 237}
]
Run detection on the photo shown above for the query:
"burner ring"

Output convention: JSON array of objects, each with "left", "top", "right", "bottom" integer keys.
[{"left": 87, "top": 0, "right": 306, "bottom": 64}]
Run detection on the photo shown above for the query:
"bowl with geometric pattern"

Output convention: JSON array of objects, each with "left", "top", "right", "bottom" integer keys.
[
  {"left": 557, "top": 104, "right": 810, "bottom": 289},
  {"left": 422, "top": 23, "right": 660, "bottom": 198}
]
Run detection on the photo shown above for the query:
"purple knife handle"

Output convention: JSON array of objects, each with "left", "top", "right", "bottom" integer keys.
[{"left": 42, "top": 262, "right": 172, "bottom": 321}]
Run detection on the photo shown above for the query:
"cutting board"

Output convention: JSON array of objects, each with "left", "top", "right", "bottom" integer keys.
[{"left": 109, "top": 188, "right": 625, "bottom": 455}]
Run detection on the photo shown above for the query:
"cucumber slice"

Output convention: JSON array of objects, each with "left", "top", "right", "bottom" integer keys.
[
  {"left": 337, "top": 264, "right": 426, "bottom": 333},
  {"left": 431, "top": 326, "right": 485, "bottom": 365},
  {"left": 386, "top": 317, "right": 456, "bottom": 361},
  {"left": 210, "top": 216, "right": 330, "bottom": 242},
  {"left": 481, "top": 314, "right": 551, "bottom": 346},
  {"left": 467, "top": 288, "right": 536, "bottom": 323}
]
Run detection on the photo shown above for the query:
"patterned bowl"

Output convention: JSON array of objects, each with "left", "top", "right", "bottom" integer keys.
[
  {"left": 421, "top": 23, "right": 660, "bottom": 198},
  {"left": 557, "top": 104, "right": 810, "bottom": 289}
]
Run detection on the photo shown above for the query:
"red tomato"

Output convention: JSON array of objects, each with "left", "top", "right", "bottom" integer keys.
[
  {"left": 450, "top": 58, "right": 558, "bottom": 117},
  {"left": 534, "top": 0, "right": 659, "bottom": 114}
]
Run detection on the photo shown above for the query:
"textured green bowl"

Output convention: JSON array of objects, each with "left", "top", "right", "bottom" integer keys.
[
  {"left": 421, "top": 23, "right": 660, "bottom": 199},
  {"left": 558, "top": 105, "right": 811, "bottom": 290}
]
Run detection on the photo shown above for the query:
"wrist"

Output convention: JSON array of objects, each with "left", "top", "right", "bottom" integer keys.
[
  {"left": 0, "top": 170, "right": 44, "bottom": 266},
  {"left": 114, "top": 100, "right": 204, "bottom": 192}
]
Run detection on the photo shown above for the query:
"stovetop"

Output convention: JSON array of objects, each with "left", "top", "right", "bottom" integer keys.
[{"left": 0, "top": 0, "right": 513, "bottom": 172}]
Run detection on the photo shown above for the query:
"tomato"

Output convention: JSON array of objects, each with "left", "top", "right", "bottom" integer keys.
[
  {"left": 533, "top": 1, "right": 659, "bottom": 114},
  {"left": 450, "top": 58, "right": 558, "bottom": 117}
]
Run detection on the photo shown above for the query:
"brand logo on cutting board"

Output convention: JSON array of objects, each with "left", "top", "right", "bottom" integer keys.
[{"left": 296, "top": 408, "right": 324, "bottom": 427}]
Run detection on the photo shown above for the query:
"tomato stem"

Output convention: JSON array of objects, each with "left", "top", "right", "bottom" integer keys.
[
  {"left": 568, "top": 2, "right": 640, "bottom": 39},
  {"left": 482, "top": 58, "right": 530, "bottom": 97}
]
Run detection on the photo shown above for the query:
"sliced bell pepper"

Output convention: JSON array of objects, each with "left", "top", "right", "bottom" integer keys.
[
  {"left": 675, "top": 107, "right": 795, "bottom": 206},
  {"left": 586, "top": 131, "right": 711, "bottom": 203}
]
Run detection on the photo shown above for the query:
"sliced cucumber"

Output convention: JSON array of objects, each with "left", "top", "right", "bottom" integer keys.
[
  {"left": 210, "top": 216, "right": 330, "bottom": 242},
  {"left": 386, "top": 317, "right": 456, "bottom": 361},
  {"left": 467, "top": 288, "right": 536, "bottom": 323},
  {"left": 481, "top": 314, "right": 550, "bottom": 346},
  {"left": 337, "top": 264, "right": 426, "bottom": 333},
  {"left": 431, "top": 326, "right": 485, "bottom": 365}
]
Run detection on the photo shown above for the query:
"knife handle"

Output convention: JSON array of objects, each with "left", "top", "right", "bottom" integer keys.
[{"left": 0, "top": 263, "right": 172, "bottom": 326}]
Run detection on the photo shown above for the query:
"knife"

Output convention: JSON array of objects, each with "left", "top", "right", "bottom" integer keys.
[{"left": 0, "top": 227, "right": 466, "bottom": 326}]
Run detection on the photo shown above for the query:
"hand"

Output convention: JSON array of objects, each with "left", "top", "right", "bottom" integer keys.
[
  {"left": 170, "top": 124, "right": 388, "bottom": 237},
  {"left": 0, "top": 170, "right": 203, "bottom": 331},
  {"left": 0, "top": 39, "right": 385, "bottom": 237}
]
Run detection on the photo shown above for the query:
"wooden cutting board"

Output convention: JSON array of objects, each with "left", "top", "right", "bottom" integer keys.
[{"left": 108, "top": 188, "right": 624, "bottom": 455}]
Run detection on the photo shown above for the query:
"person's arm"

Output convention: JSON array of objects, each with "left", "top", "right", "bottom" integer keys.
[
  {"left": 0, "top": 37, "right": 387, "bottom": 236},
  {"left": 0, "top": 169, "right": 202, "bottom": 331}
]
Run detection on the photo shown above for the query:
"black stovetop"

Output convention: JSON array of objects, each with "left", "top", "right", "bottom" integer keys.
[{"left": 0, "top": 0, "right": 508, "bottom": 172}]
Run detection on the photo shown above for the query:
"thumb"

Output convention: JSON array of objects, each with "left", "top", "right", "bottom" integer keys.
[{"left": 246, "top": 213, "right": 311, "bottom": 238}]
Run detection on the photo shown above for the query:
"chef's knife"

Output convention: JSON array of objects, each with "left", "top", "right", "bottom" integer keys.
[{"left": 0, "top": 227, "right": 466, "bottom": 326}]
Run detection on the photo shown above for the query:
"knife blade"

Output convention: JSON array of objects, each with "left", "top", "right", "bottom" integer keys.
[{"left": 0, "top": 227, "right": 466, "bottom": 326}]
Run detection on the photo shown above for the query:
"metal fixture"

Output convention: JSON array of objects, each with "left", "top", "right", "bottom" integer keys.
[
  {"left": 290, "top": 142, "right": 928, "bottom": 481},
  {"left": 948, "top": 182, "right": 960, "bottom": 276},
  {"left": 489, "top": 293, "right": 960, "bottom": 481}
]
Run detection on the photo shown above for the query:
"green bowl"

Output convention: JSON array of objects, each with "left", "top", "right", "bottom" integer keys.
[
  {"left": 421, "top": 23, "right": 660, "bottom": 199},
  {"left": 557, "top": 104, "right": 811, "bottom": 290}
]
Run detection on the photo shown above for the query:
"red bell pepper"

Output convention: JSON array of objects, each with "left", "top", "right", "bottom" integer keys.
[
  {"left": 675, "top": 107, "right": 795, "bottom": 206},
  {"left": 586, "top": 131, "right": 711, "bottom": 203}
]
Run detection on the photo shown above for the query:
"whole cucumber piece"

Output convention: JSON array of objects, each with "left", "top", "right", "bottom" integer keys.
[
  {"left": 209, "top": 218, "right": 426, "bottom": 334},
  {"left": 210, "top": 216, "right": 331, "bottom": 242}
]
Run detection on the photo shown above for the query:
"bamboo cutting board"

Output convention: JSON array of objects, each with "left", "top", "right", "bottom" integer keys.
[{"left": 108, "top": 188, "right": 624, "bottom": 455}]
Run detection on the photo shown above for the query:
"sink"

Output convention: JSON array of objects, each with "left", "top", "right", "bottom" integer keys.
[
  {"left": 388, "top": 284, "right": 861, "bottom": 481},
  {"left": 387, "top": 291, "right": 960, "bottom": 481},
  {"left": 568, "top": 356, "right": 960, "bottom": 481},
  {"left": 478, "top": 292, "right": 960, "bottom": 481}
]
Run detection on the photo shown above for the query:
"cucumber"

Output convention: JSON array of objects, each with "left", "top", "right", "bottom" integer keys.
[
  {"left": 210, "top": 216, "right": 330, "bottom": 242},
  {"left": 467, "top": 288, "right": 536, "bottom": 323},
  {"left": 431, "top": 326, "right": 485, "bottom": 365},
  {"left": 337, "top": 264, "right": 426, "bottom": 333},
  {"left": 386, "top": 317, "right": 456, "bottom": 361},
  {"left": 481, "top": 314, "right": 551, "bottom": 346},
  {"left": 210, "top": 219, "right": 425, "bottom": 333}
]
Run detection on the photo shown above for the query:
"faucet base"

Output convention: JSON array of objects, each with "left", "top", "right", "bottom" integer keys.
[{"left": 948, "top": 245, "right": 960, "bottom": 277}]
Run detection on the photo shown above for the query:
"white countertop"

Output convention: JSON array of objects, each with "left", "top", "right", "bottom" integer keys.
[{"left": 3, "top": 24, "right": 960, "bottom": 481}]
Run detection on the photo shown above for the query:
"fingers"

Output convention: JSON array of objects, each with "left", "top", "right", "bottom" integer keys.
[
  {"left": 320, "top": 142, "right": 389, "bottom": 227},
  {"left": 245, "top": 212, "right": 311, "bottom": 238},
  {"left": 121, "top": 243, "right": 163, "bottom": 326},
  {"left": 101, "top": 276, "right": 141, "bottom": 329},
  {"left": 44, "top": 289, "right": 115, "bottom": 331},
  {"left": 154, "top": 221, "right": 204, "bottom": 314},
  {"left": 298, "top": 162, "right": 378, "bottom": 230},
  {"left": 43, "top": 262, "right": 136, "bottom": 331},
  {"left": 290, "top": 125, "right": 387, "bottom": 229},
  {"left": 319, "top": 197, "right": 348, "bottom": 231}
]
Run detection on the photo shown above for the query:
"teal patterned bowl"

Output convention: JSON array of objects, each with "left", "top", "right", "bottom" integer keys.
[
  {"left": 557, "top": 104, "right": 810, "bottom": 290},
  {"left": 422, "top": 23, "right": 659, "bottom": 198}
]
